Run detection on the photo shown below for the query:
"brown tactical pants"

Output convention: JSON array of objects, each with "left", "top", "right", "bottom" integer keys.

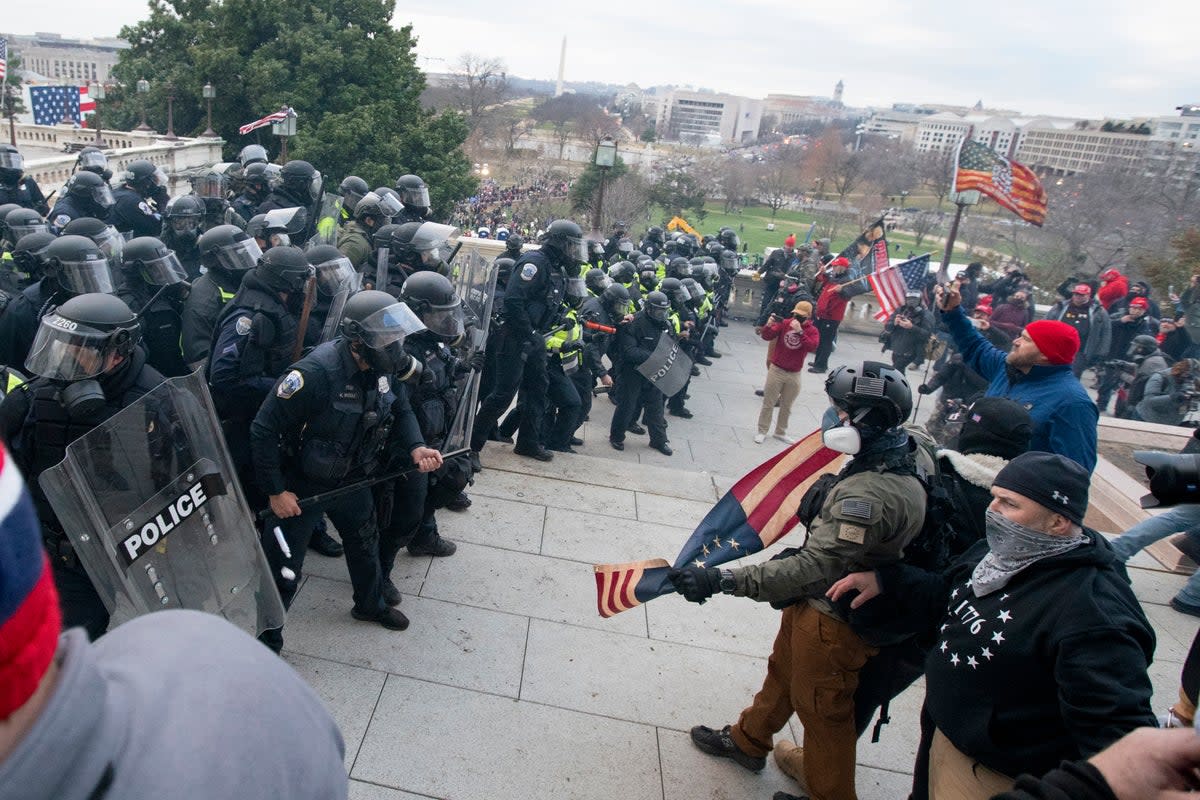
[{"left": 730, "top": 603, "right": 876, "bottom": 800}]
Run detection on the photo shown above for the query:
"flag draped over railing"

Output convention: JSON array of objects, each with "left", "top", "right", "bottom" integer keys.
[
  {"left": 868, "top": 254, "right": 932, "bottom": 321},
  {"left": 593, "top": 430, "right": 845, "bottom": 617},
  {"left": 954, "top": 140, "right": 1048, "bottom": 226}
]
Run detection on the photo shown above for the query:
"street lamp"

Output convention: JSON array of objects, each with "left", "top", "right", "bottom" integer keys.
[
  {"left": 91, "top": 82, "right": 107, "bottom": 147},
  {"left": 135, "top": 78, "right": 151, "bottom": 132},
  {"left": 201, "top": 82, "right": 217, "bottom": 138},
  {"left": 591, "top": 136, "right": 617, "bottom": 236},
  {"left": 270, "top": 106, "right": 296, "bottom": 163},
  {"left": 163, "top": 81, "right": 179, "bottom": 141},
  {"left": 854, "top": 124, "right": 867, "bottom": 152}
]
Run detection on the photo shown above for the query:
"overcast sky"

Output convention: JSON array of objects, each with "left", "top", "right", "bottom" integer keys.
[{"left": 7, "top": 0, "right": 1199, "bottom": 119}]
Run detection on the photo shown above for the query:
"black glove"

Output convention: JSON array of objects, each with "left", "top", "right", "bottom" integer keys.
[
  {"left": 561, "top": 317, "right": 576, "bottom": 332},
  {"left": 667, "top": 567, "right": 721, "bottom": 604},
  {"left": 468, "top": 350, "right": 485, "bottom": 371},
  {"left": 917, "top": 383, "right": 932, "bottom": 395},
  {"left": 560, "top": 340, "right": 583, "bottom": 353}
]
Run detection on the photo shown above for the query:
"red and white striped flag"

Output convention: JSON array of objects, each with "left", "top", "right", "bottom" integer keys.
[
  {"left": 868, "top": 263, "right": 906, "bottom": 322},
  {"left": 77, "top": 85, "right": 95, "bottom": 115},
  {"left": 239, "top": 107, "right": 295, "bottom": 136}
]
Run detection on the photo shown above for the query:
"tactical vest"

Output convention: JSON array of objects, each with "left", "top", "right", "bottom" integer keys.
[
  {"left": 210, "top": 282, "right": 298, "bottom": 387},
  {"left": 294, "top": 343, "right": 394, "bottom": 486},
  {"left": 406, "top": 337, "right": 456, "bottom": 445},
  {"left": 546, "top": 308, "right": 581, "bottom": 373}
]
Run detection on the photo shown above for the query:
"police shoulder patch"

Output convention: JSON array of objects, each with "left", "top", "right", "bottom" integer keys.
[
  {"left": 53, "top": 214, "right": 71, "bottom": 229},
  {"left": 520, "top": 263, "right": 538, "bottom": 281},
  {"left": 377, "top": 375, "right": 391, "bottom": 394},
  {"left": 277, "top": 370, "right": 304, "bottom": 399},
  {"left": 235, "top": 316, "right": 253, "bottom": 336}
]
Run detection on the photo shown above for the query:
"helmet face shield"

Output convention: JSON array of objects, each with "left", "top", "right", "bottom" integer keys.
[
  {"left": 8, "top": 220, "right": 48, "bottom": 240},
  {"left": 25, "top": 315, "right": 122, "bottom": 381},
  {"left": 58, "top": 255, "right": 116, "bottom": 295},
  {"left": 373, "top": 191, "right": 404, "bottom": 219},
  {"left": 421, "top": 300, "right": 465, "bottom": 341},
  {"left": 192, "top": 173, "right": 227, "bottom": 199},
  {"left": 0, "top": 150, "right": 23, "bottom": 171},
  {"left": 410, "top": 222, "right": 458, "bottom": 265},
  {"left": 168, "top": 213, "right": 202, "bottom": 234},
  {"left": 646, "top": 304, "right": 668, "bottom": 323},
  {"left": 94, "top": 226, "right": 125, "bottom": 271},
  {"left": 214, "top": 238, "right": 262, "bottom": 273},
  {"left": 566, "top": 235, "right": 588, "bottom": 266},
  {"left": 399, "top": 185, "right": 430, "bottom": 209},
  {"left": 357, "top": 301, "right": 426, "bottom": 349},
  {"left": 308, "top": 171, "right": 323, "bottom": 202},
  {"left": 137, "top": 250, "right": 188, "bottom": 286},
  {"left": 77, "top": 150, "right": 107, "bottom": 171},
  {"left": 314, "top": 256, "right": 358, "bottom": 296},
  {"left": 91, "top": 183, "right": 116, "bottom": 209}
]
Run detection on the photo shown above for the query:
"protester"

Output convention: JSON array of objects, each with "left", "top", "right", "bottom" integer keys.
[
  {"left": 1046, "top": 284, "right": 1112, "bottom": 379},
  {"left": 1134, "top": 358, "right": 1200, "bottom": 426},
  {"left": 754, "top": 300, "right": 818, "bottom": 444}
]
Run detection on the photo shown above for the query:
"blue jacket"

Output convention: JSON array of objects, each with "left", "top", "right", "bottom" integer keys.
[{"left": 944, "top": 305, "right": 1098, "bottom": 472}]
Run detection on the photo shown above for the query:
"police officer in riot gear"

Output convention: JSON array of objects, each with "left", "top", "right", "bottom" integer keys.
[
  {"left": 471, "top": 219, "right": 586, "bottom": 462},
  {"left": 338, "top": 190, "right": 404, "bottom": 273},
  {"left": 3, "top": 207, "right": 48, "bottom": 247},
  {"left": 232, "top": 162, "right": 272, "bottom": 223},
  {"left": 640, "top": 226, "right": 665, "bottom": 258},
  {"left": 579, "top": 281, "right": 629, "bottom": 398},
  {"left": 338, "top": 176, "right": 369, "bottom": 223},
  {"left": 48, "top": 171, "right": 115, "bottom": 234},
  {"left": 1, "top": 293, "right": 165, "bottom": 638},
  {"left": 609, "top": 290, "right": 672, "bottom": 454},
  {"left": 239, "top": 144, "right": 269, "bottom": 168},
  {"left": 393, "top": 174, "right": 432, "bottom": 223},
  {"left": 2, "top": 230, "right": 56, "bottom": 296},
  {"left": 258, "top": 160, "right": 322, "bottom": 246},
  {"left": 375, "top": 221, "right": 458, "bottom": 296},
  {"left": 181, "top": 225, "right": 261, "bottom": 367},
  {"left": 189, "top": 164, "right": 246, "bottom": 231},
  {"left": 0, "top": 145, "right": 49, "bottom": 214},
  {"left": 251, "top": 290, "right": 441, "bottom": 647},
  {"left": 584, "top": 267, "right": 611, "bottom": 298},
  {"left": 74, "top": 146, "right": 113, "bottom": 182},
  {"left": 0, "top": 235, "right": 117, "bottom": 369},
  {"left": 110, "top": 159, "right": 169, "bottom": 238},
  {"left": 161, "top": 194, "right": 206, "bottom": 279},
  {"left": 502, "top": 233, "right": 524, "bottom": 261},
  {"left": 305, "top": 244, "right": 360, "bottom": 345},
  {"left": 118, "top": 236, "right": 191, "bottom": 377}
]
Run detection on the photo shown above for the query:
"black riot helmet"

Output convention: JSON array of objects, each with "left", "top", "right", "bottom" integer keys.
[
  {"left": 388, "top": 221, "right": 457, "bottom": 270},
  {"left": 718, "top": 227, "right": 739, "bottom": 251},
  {"left": 0, "top": 204, "right": 21, "bottom": 232},
  {"left": 245, "top": 214, "right": 268, "bottom": 244},
  {"left": 399, "top": 271, "right": 465, "bottom": 342},
  {"left": 4, "top": 207, "right": 48, "bottom": 242},
  {"left": 306, "top": 244, "right": 358, "bottom": 298},
  {"left": 122, "top": 236, "right": 188, "bottom": 286},
  {"left": 646, "top": 226, "right": 664, "bottom": 242},
  {"left": 65, "top": 170, "right": 115, "bottom": 210},
  {"left": 394, "top": 174, "right": 430, "bottom": 213},
  {"left": 24, "top": 293, "right": 141, "bottom": 384},
  {"left": 493, "top": 256, "right": 515, "bottom": 288},
  {"left": 190, "top": 165, "right": 232, "bottom": 200},
  {"left": 644, "top": 290, "right": 670, "bottom": 324},
  {"left": 120, "top": 159, "right": 168, "bottom": 197},
  {"left": 239, "top": 144, "right": 269, "bottom": 167},
  {"left": 253, "top": 245, "right": 315, "bottom": 294},
  {"left": 1128, "top": 334, "right": 1160, "bottom": 360},
  {"left": 338, "top": 176, "right": 370, "bottom": 213},
  {"left": 242, "top": 162, "right": 272, "bottom": 198},
  {"left": 280, "top": 160, "right": 322, "bottom": 203},
  {"left": 372, "top": 223, "right": 403, "bottom": 252},
  {"left": 565, "top": 276, "right": 588, "bottom": 309},
  {"left": 163, "top": 194, "right": 205, "bottom": 238},
  {"left": 355, "top": 191, "right": 403, "bottom": 228},
  {"left": 74, "top": 147, "right": 111, "bottom": 180},
  {"left": 0, "top": 145, "right": 24, "bottom": 184},
  {"left": 541, "top": 219, "right": 587, "bottom": 268},
  {"left": 600, "top": 283, "right": 630, "bottom": 318},
  {"left": 340, "top": 289, "right": 426, "bottom": 378},
  {"left": 659, "top": 277, "right": 689, "bottom": 306},
  {"left": 667, "top": 256, "right": 692, "bottom": 281},
  {"left": 607, "top": 260, "right": 636, "bottom": 285},
  {"left": 61, "top": 217, "right": 124, "bottom": 272},
  {"left": 198, "top": 224, "right": 261, "bottom": 275},
  {"left": 584, "top": 268, "right": 612, "bottom": 295},
  {"left": 681, "top": 276, "right": 705, "bottom": 303},
  {"left": 504, "top": 234, "right": 524, "bottom": 257},
  {"left": 825, "top": 360, "right": 913, "bottom": 431},
  {"left": 11, "top": 231, "right": 57, "bottom": 282}
]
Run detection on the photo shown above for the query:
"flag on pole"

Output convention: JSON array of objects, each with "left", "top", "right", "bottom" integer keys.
[
  {"left": 0, "top": 37, "right": 8, "bottom": 83},
  {"left": 29, "top": 86, "right": 80, "bottom": 125},
  {"left": 867, "top": 254, "right": 932, "bottom": 321},
  {"left": 77, "top": 85, "right": 95, "bottom": 116},
  {"left": 954, "top": 140, "right": 1048, "bottom": 227},
  {"left": 593, "top": 430, "right": 845, "bottom": 617},
  {"left": 239, "top": 107, "right": 295, "bottom": 136}
]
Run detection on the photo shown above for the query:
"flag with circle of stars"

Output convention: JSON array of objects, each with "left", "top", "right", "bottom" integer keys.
[
  {"left": 29, "top": 85, "right": 82, "bottom": 126},
  {"left": 937, "top": 579, "right": 1013, "bottom": 671}
]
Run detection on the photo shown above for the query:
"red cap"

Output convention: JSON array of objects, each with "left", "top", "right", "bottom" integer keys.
[
  {"left": 1024, "top": 319, "right": 1081, "bottom": 365},
  {"left": 973, "top": 304, "right": 993, "bottom": 317},
  {"left": 784, "top": 234, "right": 796, "bottom": 247},
  {"left": 829, "top": 256, "right": 851, "bottom": 268},
  {"left": 1072, "top": 284, "right": 1092, "bottom": 296},
  {"left": 1129, "top": 297, "right": 1149, "bottom": 309}
]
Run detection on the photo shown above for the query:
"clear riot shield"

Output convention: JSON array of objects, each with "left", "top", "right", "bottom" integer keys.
[
  {"left": 38, "top": 369, "right": 285, "bottom": 636},
  {"left": 444, "top": 249, "right": 498, "bottom": 451},
  {"left": 312, "top": 192, "right": 345, "bottom": 247}
]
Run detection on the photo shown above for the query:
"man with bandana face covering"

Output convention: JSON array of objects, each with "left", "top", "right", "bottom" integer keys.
[{"left": 827, "top": 451, "right": 1156, "bottom": 800}]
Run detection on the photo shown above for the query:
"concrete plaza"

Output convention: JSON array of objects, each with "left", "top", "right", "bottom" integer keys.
[{"left": 279, "top": 320, "right": 1196, "bottom": 800}]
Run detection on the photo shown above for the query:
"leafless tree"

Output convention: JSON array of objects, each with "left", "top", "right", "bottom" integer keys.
[
  {"left": 448, "top": 53, "right": 508, "bottom": 129},
  {"left": 920, "top": 147, "right": 958, "bottom": 208},
  {"left": 754, "top": 146, "right": 804, "bottom": 219},
  {"left": 906, "top": 211, "right": 942, "bottom": 249}
]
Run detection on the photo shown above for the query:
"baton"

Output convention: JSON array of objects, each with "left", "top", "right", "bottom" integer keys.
[
  {"left": 257, "top": 447, "right": 471, "bottom": 520},
  {"left": 291, "top": 275, "right": 317, "bottom": 362},
  {"left": 582, "top": 319, "right": 616, "bottom": 334}
]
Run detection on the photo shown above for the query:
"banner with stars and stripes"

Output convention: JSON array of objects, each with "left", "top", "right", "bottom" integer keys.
[
  {"left": 29, "top": 85, "right": 81, "bottom": 126},
  {"left": 868, "top": 253, "right": 932, "bottom": 321},
  {"left": 954, "top": 139, "right": 1048, "bottom": 227},
  {"left": 594, "top": 429, "right": 845, "bottom": 617}
]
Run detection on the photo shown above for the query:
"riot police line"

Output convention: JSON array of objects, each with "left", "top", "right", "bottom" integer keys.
[{"left": 0, "top": 138, "right": 746, "bottom": 649}]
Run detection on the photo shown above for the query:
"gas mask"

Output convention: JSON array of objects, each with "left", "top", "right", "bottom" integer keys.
[
  {"left": 820, "top": 406, "right": 862, "bottom": 455},
  {"left": 58, "top": 379, "right": 107, "bottom": 419}
]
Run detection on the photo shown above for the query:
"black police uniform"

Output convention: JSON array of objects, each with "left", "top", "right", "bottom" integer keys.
[
  {"left": 0, "top": 278, "right": 64, "bottom": 369},
  {"left": 256, "top": 188, "right": 314, "bottom": 246},
  {"left": 609, "top": 310, "right": 670, "bottom": 449},
  {"left": 180, "top": 270, "right": 241, "bottom": 366},
  {"left": 161, "top": 228, "right": 202, "bottom": 281},
  {"left": 0, "top": 347, "right": 165, "bottom": 638},
  {"left": 109, "top": 185, "right": 163, "bottom": 238},
  {"left": 470, "top": 249, "right": 565, "bottom": 455},
  {"left": 47, "top": 195, "right": 107, "bottom": 235},
  {"left": 232, "top": 192, "right": 264, "bottom": 224},
  {"left": 393, "top": 207, "right": 428, "bottom": 225},
  {"left": 0, "top": 176, "right": 49, "bottom": 215},
  {"left": 119, "top": 281, "right": 189, "bottom": 377},
  {"left": 250, "top": 339, "right": 425, "bottom": 650}
]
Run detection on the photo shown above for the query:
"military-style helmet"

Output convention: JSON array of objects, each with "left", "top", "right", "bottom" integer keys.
[
  {"left": 190, "top": 165, "right": 231, "bottom": 199},
  {"left": 825, "top": 361, "right": 913, "bottom": 430},
  {"left": 338, "top": 176, "right": 369, "bottom": 213},
  {"left": 399, "top": 271, "right": 464, "bottom": 341},
  {"left": 718, "top": 227, "right": 739, "bottom": 250},
  {"left": 646, "top": 226, "right": 664, "bottom": 240},
  {"left": 340, "top": 289, "right": 425, "bottom": 377},
  {"left": 25, "top": 293, "right": 141, "bottom": 382},
  {"left": 600, "top": 283, "right": 630, "bottom": 317},
  {"left": 585, "top": 268, "right": 612, "bottom": 295},
  {"left": 122, "top": 236, "right": 188, "bottom": 286},
  {"left": 607, "top": 260, "right": 636, "bottom": 284},
  {"left": 355, "top": 191, "right": 403, "bottom": 225},
  {"left": 1128, "top": 334, "right": 1160, "bottom": 360},
  {"left": 4, "top": 207, "right": 47, "bottom": 241},
  {"left": 239, "top": 144, "right": 269, "bottom": 167},
  {"left": 0, "top": 204, "right": 21, "bottom": 230},
  {"left": 541, "top": 219, "right": 587, "bottom": 266},
  {"left": 11, "top": 231, "right": 57, "bottom": 281},
  {"left": 163, "top": 194, "right": 205, "bottom": 233},
  {"left": 253, "top": 245, "right": 314, "bottom": 294},
  {"left": 644, "top": 290, "right": 670, "bottom": 323},
  {"left": 394, "top": 174, "right": 430, "bottom": 211},
  {"left": 198, "top": 224, "right": 261, "bottom": 274},
  {"left": 121, "top": 159, "right": 168, "bottom": 195},
  {"left": 280, "top": 160, "right": 322, "bottom": 202},
  {"left": 61, "top": 217, "right": 124, "bottom": 271},
  {"left": 40, "top": 236, "right": 115, "bottom": 295},
  {"left": 306, "top": 244, "right": 358, "bottom": 297},
  {"left": 65, "top": 170, "right": 115, "bottom": 209}
]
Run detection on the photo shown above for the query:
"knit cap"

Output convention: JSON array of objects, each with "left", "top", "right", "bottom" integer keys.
[
  {"left": 1024, "top": 319, "right": 1080, "bottom": 365},
  {"left": 993, "top": 451, "right": 1089, "bottom": 525},
  {"left": 0, "top": 442, "right": 62, "bottom": 719},
  {"left": 956, "top": 397, "right": 1033, "bottom": 460}
]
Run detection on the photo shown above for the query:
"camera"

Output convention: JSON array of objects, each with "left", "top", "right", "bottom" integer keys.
[{"left": 1134, "top": 451, "right": 1200, "bottom": 508}]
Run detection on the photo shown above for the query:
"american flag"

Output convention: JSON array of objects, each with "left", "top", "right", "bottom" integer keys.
[
  {"left": 29, "top": 85, "right": 81, "bottom": 126},
  {"left": 78, "top": 85, "right": 95, "bottom": 115},
  {"left": 239, "top": 107, "right": 295, "bottom": 136},
  {"left": 0, "top": 37, "right": 8, "bottom": 83},
  {"left": 954, "top": 140, "right": 1048, "bottom": 227},
  {"left": 867, "top": 254, "right": 931, "bottom": 321}
]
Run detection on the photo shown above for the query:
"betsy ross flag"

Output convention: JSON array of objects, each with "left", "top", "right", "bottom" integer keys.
[
  {"left": 29, "top": 86, "right": 81, "bottom": 125},
  {"left": 954, "top": 140, "right": 1048, "bottom": 227},
  {"left": 868, "top": 254, "right": 932, "bottom": 321},
  {"left": 594, "top": 430, "right": 845, "bottom": 617},
  {"left": 239, "top": 107, "right": 296, "bottom": 135}
]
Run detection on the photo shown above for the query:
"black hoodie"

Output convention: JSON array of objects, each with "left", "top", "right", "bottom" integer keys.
[{"left": 877, "top": 529, "right": 1156, "bottom": 780}]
